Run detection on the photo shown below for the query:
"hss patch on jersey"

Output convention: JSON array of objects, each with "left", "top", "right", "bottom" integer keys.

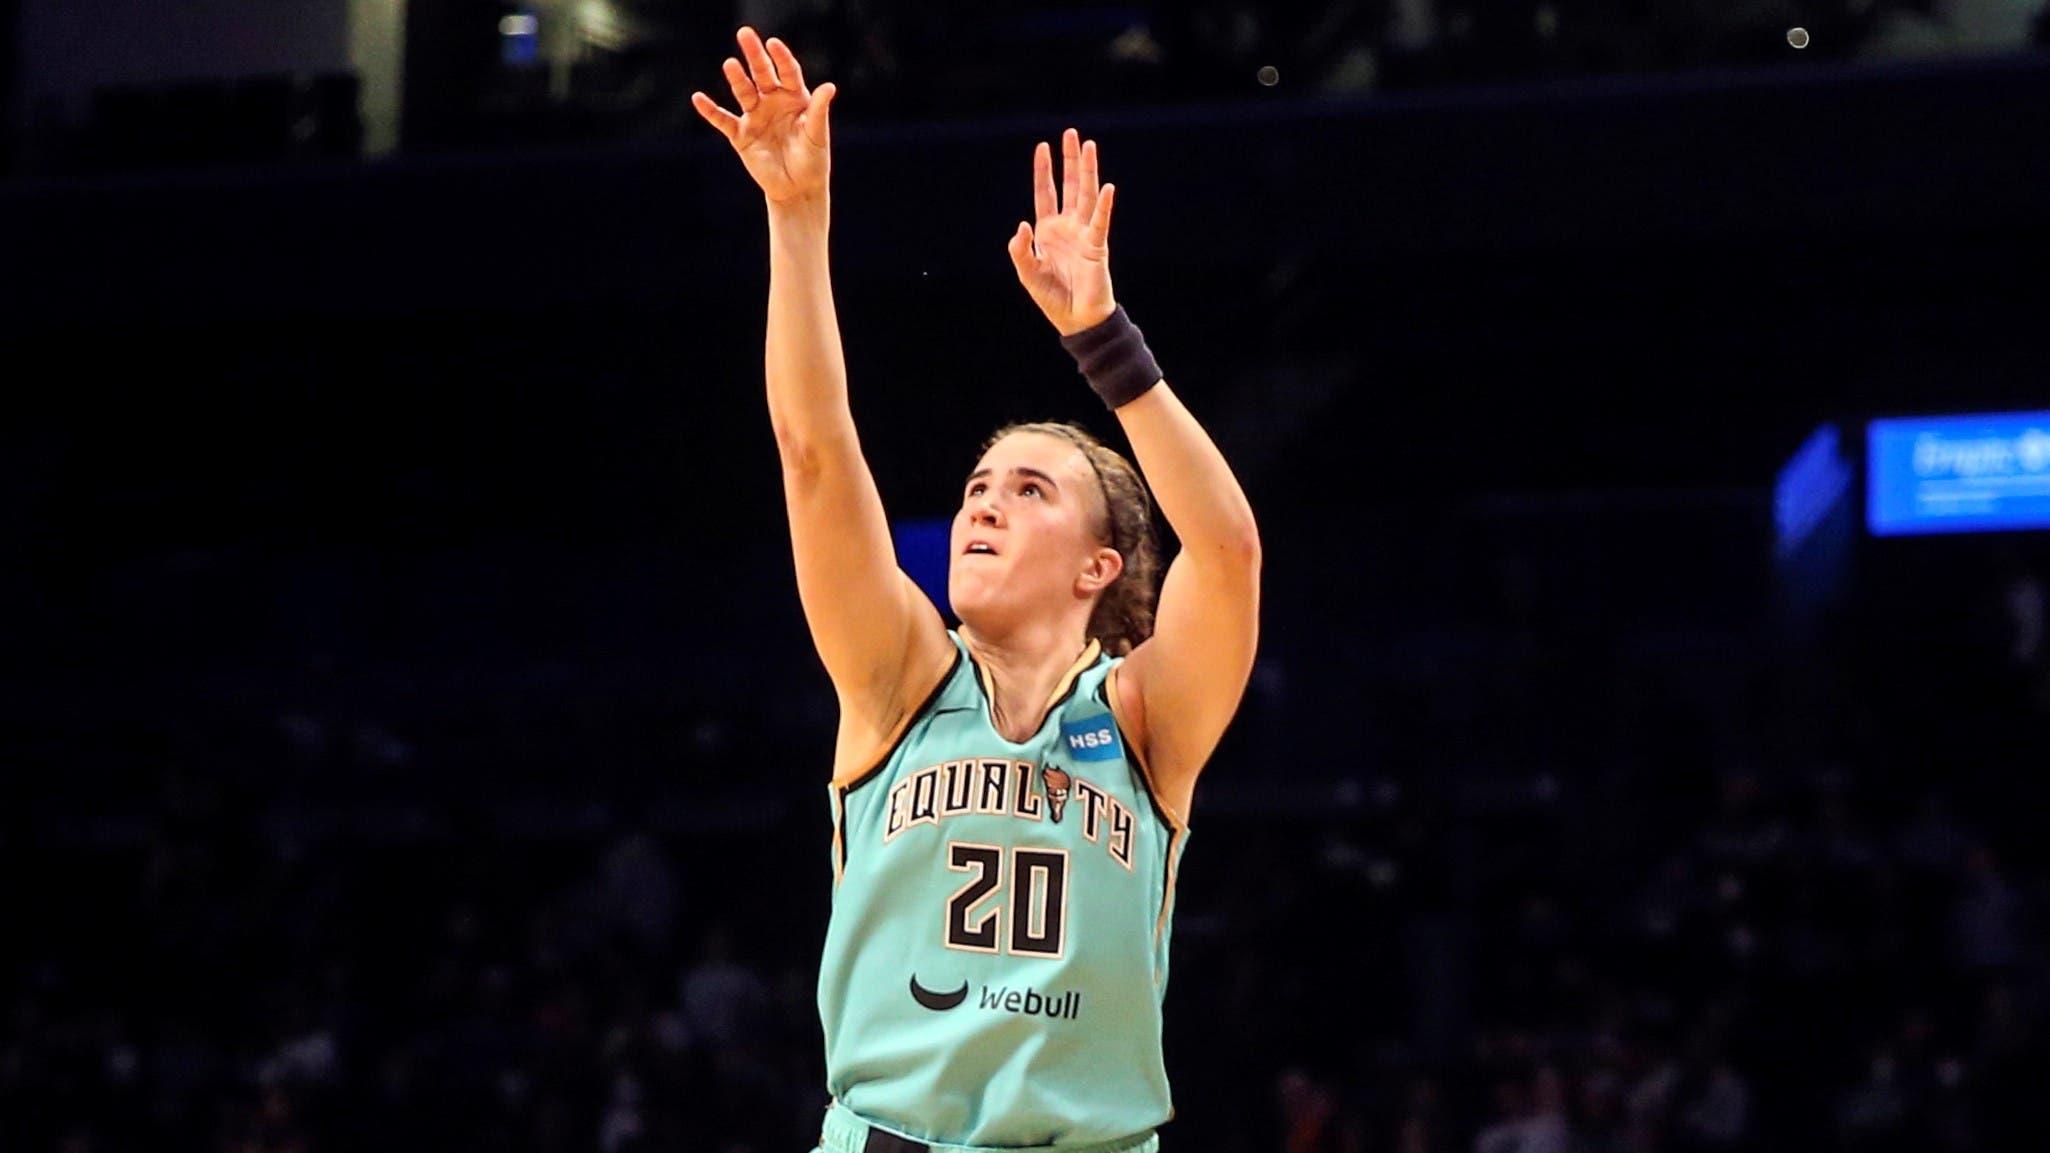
[{"left": 1059, "top": 712, "right": 1125, "bottom": 762}]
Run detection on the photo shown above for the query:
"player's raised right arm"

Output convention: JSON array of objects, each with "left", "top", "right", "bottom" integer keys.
[{"left": 693, "top": 29, "right": 948, "bottom": 741}]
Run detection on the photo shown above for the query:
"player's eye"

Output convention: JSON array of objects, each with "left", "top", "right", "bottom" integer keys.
[
  {"left": 1022, "top": 483, "right": 1042, "bottom": 498},
  {"left": 966, "top": 482, "right": 985, "bottom": 498}
]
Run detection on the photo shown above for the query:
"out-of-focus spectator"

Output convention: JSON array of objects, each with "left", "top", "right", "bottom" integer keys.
[
  {"left": 1951, "top": 844, "right": 2027, "bottom": 974},
  {"left": 679, "top": 924, "right": 772, "bottom": 1051},
  {"left": 1679, "top": 1060, "right": 1752, "bottom": 1148},
  {"left": 1396, "top": 1077, "right": 1448, "bottom": 1153},
  {"left": 1278, "top": 1065, "right": 1365, "bottom": 1153},
  {"left": 1473, "top": 1064, "right": 1571, "bottom": 1153},
  {"left": 1836, "top": 1045, "right": 1909, "bottom": 1147},
  {"left": 599, "top": 827, "right": 681, "bottom": 948},
  {"left": 2003, "top": 564, "right": 2044, "bottom": 667}
]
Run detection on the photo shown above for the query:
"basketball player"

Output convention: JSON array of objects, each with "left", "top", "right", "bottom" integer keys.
[{"left": 692, "top": 27, "right": 1261, "bottom": 1153}]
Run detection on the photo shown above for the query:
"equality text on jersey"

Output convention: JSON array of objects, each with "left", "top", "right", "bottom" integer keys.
[{"left": 882, "top": 758, "right": 1137, "bottom": 871}]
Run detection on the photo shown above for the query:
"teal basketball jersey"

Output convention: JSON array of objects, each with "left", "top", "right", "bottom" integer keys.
[{"left": 818, "top": 629, "right": 1192, "bottom": 1147}]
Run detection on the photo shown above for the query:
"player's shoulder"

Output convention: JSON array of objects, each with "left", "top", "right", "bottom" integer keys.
[{"left": 829, "top": 625, "right": 965, "bottom": 789}]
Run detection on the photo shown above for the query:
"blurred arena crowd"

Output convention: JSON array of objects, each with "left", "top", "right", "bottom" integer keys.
[
  {"left": 418, "top": 0, "right": 2050, "bottom": 156},
  {"left": 5, "top": 540, "right": 2046, "bottom": 1153},
  {"left": 12, "top": 0, "right": 2050, "bottom": 177},
  {"left": 596, "top": 0, "right": 2050, "bottom": 113}
]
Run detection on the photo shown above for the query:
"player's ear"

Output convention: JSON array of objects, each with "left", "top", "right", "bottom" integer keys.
[{"left": 1078, "top": 546, "right": 1124, "bottom": 595}]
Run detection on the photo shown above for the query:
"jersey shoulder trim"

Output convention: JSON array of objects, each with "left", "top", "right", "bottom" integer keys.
[
  {"left": 1104, "top": 660, "right": 1193, "bottom": 956},
  {"left": 831, "top": 641, "right": 965, "bottom": 888}
]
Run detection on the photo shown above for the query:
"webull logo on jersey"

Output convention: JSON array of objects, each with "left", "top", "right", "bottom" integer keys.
[
  {"left": 978, "top": 983, "right": 1082, "bottom": 1021},
  {"left": 909, "top": 973, "right": 1082, "bottom": 1021},
  {"left": 1060, "top": 713, "right": 1124, "bottom": 763}
]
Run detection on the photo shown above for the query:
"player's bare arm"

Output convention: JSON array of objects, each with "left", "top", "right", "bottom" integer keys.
[
  {"left": 1007, "top": 129, "right": 1263, "bottom": 823},
  {"left": 694, "top": 28, "right": 952, "bottom": 782}
]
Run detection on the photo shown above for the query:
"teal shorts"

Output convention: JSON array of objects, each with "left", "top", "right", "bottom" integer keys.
[{"left": 812, "top": 1099, "right": 1160, "bottom": 1153}]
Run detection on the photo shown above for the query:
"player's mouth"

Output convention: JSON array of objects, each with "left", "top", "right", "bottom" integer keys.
[{"left": 963, "top": 540, "right": 1000, "bottom": 557}]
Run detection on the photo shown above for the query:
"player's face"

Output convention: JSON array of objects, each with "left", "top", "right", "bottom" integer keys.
[{"left": 950, "top": 433, "right": 1113, "bottom": 628}]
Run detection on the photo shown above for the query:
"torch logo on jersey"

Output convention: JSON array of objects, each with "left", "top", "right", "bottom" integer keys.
[{"left": 1043, "top": 765, "right": 1072, "bottom": 823}]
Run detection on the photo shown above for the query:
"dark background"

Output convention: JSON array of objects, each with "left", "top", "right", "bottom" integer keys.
[{"left": 4, "top": 4, "right": 2050, "bottom": 1152}]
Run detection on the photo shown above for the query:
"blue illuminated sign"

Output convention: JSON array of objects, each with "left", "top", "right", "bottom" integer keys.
[
  {"left": 1776, "top": 423, "right": 1851, "bottom": 557},
  {"left": 500, "top": 12, "right": 540, "bottom": 67},
  {"left": 893, "top": 517, "right": 952, "bottom": 614},
  {"left": 1868, "top": 411, "right": 2050, "bottom": 536}
]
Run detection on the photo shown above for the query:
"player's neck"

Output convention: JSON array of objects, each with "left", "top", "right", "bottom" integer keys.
[{"left": 959, "top": 619, "right": 1093, "bottom": 742}]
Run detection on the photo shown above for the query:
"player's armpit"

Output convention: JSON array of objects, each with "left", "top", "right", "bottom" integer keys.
[
  {"left": 1113, "top": 539, "right": 1261, "bottom": 819},
  {"left": 827, "top": 585, "right": 955, "bottom": 789}
]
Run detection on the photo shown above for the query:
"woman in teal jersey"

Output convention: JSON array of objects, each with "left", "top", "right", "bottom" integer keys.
[{"left": 693, "top": 27, "right": 1260, "bottom": 1152}]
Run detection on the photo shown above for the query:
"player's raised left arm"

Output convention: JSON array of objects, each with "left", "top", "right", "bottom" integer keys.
[
  {"left": 1105, "top": 384, "right": 1262, "bottom": 803},
  {"left": 1006, "top": 128, "right": 1261, "bottom": 818}
]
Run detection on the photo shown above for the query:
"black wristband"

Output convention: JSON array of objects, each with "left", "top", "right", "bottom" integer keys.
[{"left": 1060, "top": 305, "right": 1163, "bottom": 411}]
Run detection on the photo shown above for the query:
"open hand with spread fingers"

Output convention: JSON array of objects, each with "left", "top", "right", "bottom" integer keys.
[
  {"left": 1007, "top": 128, "right": 1119, "bottom": 337},
  {"left": 690, "top": 26, "right": 836, "bottom": 205}
]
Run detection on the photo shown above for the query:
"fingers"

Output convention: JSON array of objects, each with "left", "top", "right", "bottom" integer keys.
[
  {"left": 1061, "top": 128, "right": 1080, "bottom": 218},
  {"left": 722, "top": 57, "right": 758, "bottom": 112},
  {"left": 1007, "top": 222, "right": 1040, "bottom": 278},
  {"left": 803, "top": 82, "right": 836, "bottom": 149},
  {"left": 738, "top": 26, "right": 780, "bottom": 92},
  {"left": 1075, "top": 138, "right": 1099, "bottom": 222},
  {"left": 712, "top": 28, "right": 828, "bottom": 149},
  {"left": 691, "top": 92, "right": 741, "bottom": 141},
  {"left": 766, "top": 36, "right": 806, "bottom": 93},
  {"left": 1038, "top": 130, "right": 1104, "bottom": 221},
  {"left": 1088, "top": 183, "right": 1116, "bottom": 249},
  {"left": 1033, "top": 142, "right": 1056, "bottom": 223}
]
